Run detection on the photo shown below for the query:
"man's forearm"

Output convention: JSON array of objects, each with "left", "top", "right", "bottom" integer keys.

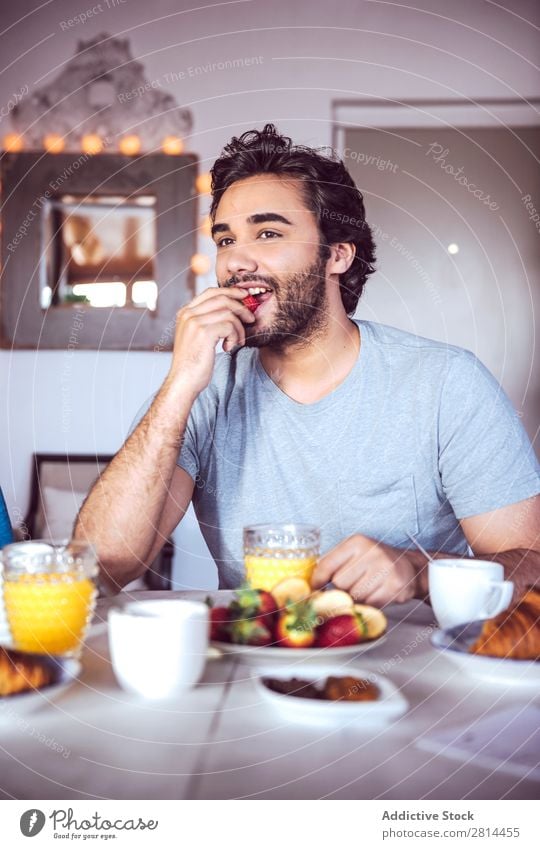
[
  {"left": 74, "top": 377, "right": 196, "bottom": 589},
  {"left": 409, "top": 547, "right": 540, "bottom": 603}
]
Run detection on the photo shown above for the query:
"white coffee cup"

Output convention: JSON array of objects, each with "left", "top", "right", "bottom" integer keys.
[
  {"left": 108, "top": 599, "right": 209, "bottom": 699},
  {"left": 428, "top": 559, "right": 514, "bottom": 629}
]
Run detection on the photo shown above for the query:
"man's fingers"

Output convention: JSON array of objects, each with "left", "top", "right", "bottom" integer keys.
[
  {"left": 348, "top": 551, "right": 397, "bottom": 600},
  {"left": 363, "top": 587, "right": 393, "bottom": 607},
  {"left": 200, "top": 315, "right": 246, "bottom": 349},
  {"left": 188, "top": 293, "right": 256, "bottom": 325},
  {"left": 350, "top": 570, "right": 386, "bottom": 602},
  {"left": 312, "top": 534, "right": 377, "bottom": 588},
  {"left": 330, "top": 557, "right": 370, "bottom": 593},
  {"left": 312, "top": 537, "right": 359, "bottom": 587},
  {"left": 191, "top": 285, "right": 248, "bottom": 306}
]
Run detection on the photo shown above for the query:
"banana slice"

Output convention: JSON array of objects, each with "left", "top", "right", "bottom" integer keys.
[
  {"left": 271, "top": 577, "right": 311, "bottom": 610},
  {"left": 312, "top": 589, "right": 355, "bottom": 622},
  {"left": 353, "top": 604, "right": 388, "bottom": 639}
]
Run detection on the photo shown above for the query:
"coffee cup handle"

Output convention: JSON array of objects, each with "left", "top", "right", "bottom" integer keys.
[{"left": 478, "top": 580, "right": 514, "bottom": 620}]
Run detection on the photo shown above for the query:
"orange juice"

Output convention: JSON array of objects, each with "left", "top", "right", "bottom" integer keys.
[
  {"left": 244, "top": 554, "right": 317, "bottom": 591},
  {"left": 4, "top": 571, "right": 97, "bottom": 655},
  {"left": 243, "top": 524, "right": 320, "bottom": 592}
]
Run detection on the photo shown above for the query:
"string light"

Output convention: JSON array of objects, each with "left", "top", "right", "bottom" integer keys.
[
  {"left": 190, "top": 253, "right": 211, "bottom": 275},
  {"left": 195, "top": 173, "right": 212, "bottom": 194},
  {"left": 118, "top": 135, "right": 141, "bottom": 155},
  {"left": 3, "top": 134, "right": 23, "bottom": 152},
  {"left": 81, "top": 134, "right": 103, "bottom": 155},
  {"left": 43, "top": 134, "right": 65, "bottom": 153},
  {"left": 200, "top": 215, "right": 212, "bottom": 237},
  {"left": 161, "top": 136, "right": 184, "bottom": 155}
]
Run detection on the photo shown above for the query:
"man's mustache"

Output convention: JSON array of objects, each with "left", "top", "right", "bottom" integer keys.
[{"left": 223, "top": 273, "right": 278, "bottom": 291}]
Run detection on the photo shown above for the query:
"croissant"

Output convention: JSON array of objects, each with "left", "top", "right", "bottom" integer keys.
[
  {"left": 469, "top": 587, "right": 540, "bottom": 661},
  {"left": 0, "top": 647, "right": 55, "bottom": 697}
]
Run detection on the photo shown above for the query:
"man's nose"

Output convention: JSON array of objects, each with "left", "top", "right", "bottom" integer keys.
[{"left": 225, "top": 244, "right": 258, "bottom": 276}]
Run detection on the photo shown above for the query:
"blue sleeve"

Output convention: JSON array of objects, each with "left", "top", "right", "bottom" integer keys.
[
  {"left": 438, "top": 351, "right": 540, "bottom": 518},
  {"left": 0, "top": 488, "right": 14, "bottom": 547}
]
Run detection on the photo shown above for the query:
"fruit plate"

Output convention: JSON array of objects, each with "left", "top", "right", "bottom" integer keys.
[
  {"left": 211, "top": 633, "right": 387, "bottom": 666},
  {"left": 431, "top": 622, "right": 540, "bottom": 687},
  {"left": 0, "top": 656, "right": 81, "bottom": 720},
  {"left": 253, "top": 663, "right": 408, "bottom": 726}
]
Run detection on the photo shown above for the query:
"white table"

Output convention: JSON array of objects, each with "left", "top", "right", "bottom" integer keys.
[{"left": 0, "top": 591, "right": 538, "bottom": 800}]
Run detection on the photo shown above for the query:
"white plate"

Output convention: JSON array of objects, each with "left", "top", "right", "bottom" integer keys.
[
  {"left": 253, "top": 662, "right": 408, "bottom": 726},
  {"left": 431, "top": 622, "right": 540, "bottom": 687},
  {"left": 212, "top": 634, "right": 386, "bottom": 666},
  {"left": 0, "top": 656, "right": 81, "bottom": 719}
]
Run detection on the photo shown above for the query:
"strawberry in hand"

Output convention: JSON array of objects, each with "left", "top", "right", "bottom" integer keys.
[
  {"left": 275, "top": 600, "right": 318, "bottom": 649},
  {"left": 243, "top": 294, "right": 260, "bottom": 314}
]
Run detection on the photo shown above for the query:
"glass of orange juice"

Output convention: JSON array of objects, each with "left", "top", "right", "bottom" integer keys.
[
  {"left": 243, "top": 524, "right": 320, "bottom": 591},
  {"left": 1, "top": 540, "right": 98, "bottom": 657}
]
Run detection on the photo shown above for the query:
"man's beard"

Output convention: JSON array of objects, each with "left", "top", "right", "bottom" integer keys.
[{"left": 224, "top": 252, "right": 329, "bottom": 351}]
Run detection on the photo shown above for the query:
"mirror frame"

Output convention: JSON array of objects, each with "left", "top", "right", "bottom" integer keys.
[{"left": 1, "top": 152, "right": 198, "bottom": 350}]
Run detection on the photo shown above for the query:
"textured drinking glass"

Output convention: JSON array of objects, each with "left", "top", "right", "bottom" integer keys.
[
  {"left": 2, "top": 540, "right": 98, "bottom": 657},
  {"left": 243, "top": 523, "right": 320, "bottom": 591}
]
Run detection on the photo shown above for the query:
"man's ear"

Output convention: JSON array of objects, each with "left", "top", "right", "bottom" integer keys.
[{"left": 327, "top": 242, "right": 356, "bottom": 275}]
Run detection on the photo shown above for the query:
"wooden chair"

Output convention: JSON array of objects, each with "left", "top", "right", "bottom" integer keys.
[{"left": 22, "top": 453, "right": 174, "bottom": 591}]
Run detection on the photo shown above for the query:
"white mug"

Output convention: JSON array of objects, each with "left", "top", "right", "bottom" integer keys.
[
  {"left": 428, "top": 559, "right": 514, "bottom": 629},
  {"left": 108, "top": 599, "right": 209, "bottom": 699}
]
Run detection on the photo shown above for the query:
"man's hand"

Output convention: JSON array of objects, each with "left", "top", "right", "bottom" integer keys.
[
  {"left": 168, "top": 286, "right": 256, "bottom": 398},
  {"left": 311, "top": 533, "right": 420, "bottom": 606}
]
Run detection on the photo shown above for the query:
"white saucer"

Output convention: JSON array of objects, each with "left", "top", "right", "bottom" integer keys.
[{"left": 431, "top": 622, "right": 539, "bottom": 686}]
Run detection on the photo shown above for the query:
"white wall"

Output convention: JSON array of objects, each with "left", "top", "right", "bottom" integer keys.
[
  {"left": 1, "top": 0, "right": 539, "bottom": 588},
  {"left": 345, "top": 125, "right": 540, "bottom": 441}
]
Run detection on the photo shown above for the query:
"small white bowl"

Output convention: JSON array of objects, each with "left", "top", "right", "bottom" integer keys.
[{"left": 253, "top": 663, "right": 408, "bottom": 726}]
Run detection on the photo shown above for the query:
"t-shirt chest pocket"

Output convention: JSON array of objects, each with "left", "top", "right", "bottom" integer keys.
[{"left": 338, "top": 473, "right": 420, "bottom": 548}]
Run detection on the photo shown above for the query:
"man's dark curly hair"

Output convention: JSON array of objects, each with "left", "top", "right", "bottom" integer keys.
[{"left": 210, "top": 124, "right": 376, "bottom": 315}]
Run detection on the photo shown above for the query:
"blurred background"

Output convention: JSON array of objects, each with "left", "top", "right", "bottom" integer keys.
[{"left": 0, "top": 0, "right": 538, "bottom": 589}]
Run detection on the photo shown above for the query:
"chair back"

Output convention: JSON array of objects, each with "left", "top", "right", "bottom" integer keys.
[
  {"left": 25, "top": 454, "right": 111, "bottom": 540},
  {"left": 22, "top": 453, "right": 173, "bottom": 590}
]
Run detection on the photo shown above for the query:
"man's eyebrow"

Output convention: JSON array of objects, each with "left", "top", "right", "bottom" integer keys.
[
  {"left": 247, "top": 213, "right": 293, "bottom": 226},
  {"left": 211, "top": 212, "right": 293, "bottom": 238},
  {"left": 211, "top": 222, "right": 230, "bottom": 237}
]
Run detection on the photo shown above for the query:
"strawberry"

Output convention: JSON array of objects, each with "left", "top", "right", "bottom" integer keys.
[
  {"left": 255, "top": 590, "right": 278, "bottom": 620},
  {"left": 315, "top": 613, "right": 366, "bottom": 648},
  {"left": 209, "top": 606, "right": 231, "bottom": 642},
  {"left": 230, "top": 585, "right": 277, "bottom": 626},
  {"left": 275, "top": 599, "right": 318, "bottom": 649},
  {"left": 229, "top": 615, "right": 273, "bottom": 646},
  {"left": 242, "top": 293, "right": 260, "bottom": 313}
]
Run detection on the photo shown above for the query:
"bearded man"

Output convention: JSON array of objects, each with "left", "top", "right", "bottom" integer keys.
[{"left": 76, "top": 125, "right": 540, "bottom": 601}]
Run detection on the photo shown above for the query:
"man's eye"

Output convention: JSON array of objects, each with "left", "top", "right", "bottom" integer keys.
[
  {"left": 216, "top": 237, "right": 234, "bottom": 247},
  {"left": 259, "top": 230, "right": 281, "bottom": 239}
]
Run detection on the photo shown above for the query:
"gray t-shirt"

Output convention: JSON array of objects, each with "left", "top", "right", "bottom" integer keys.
[{"left": 176, "top": 320, "right": 540, "bottom": 588}]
